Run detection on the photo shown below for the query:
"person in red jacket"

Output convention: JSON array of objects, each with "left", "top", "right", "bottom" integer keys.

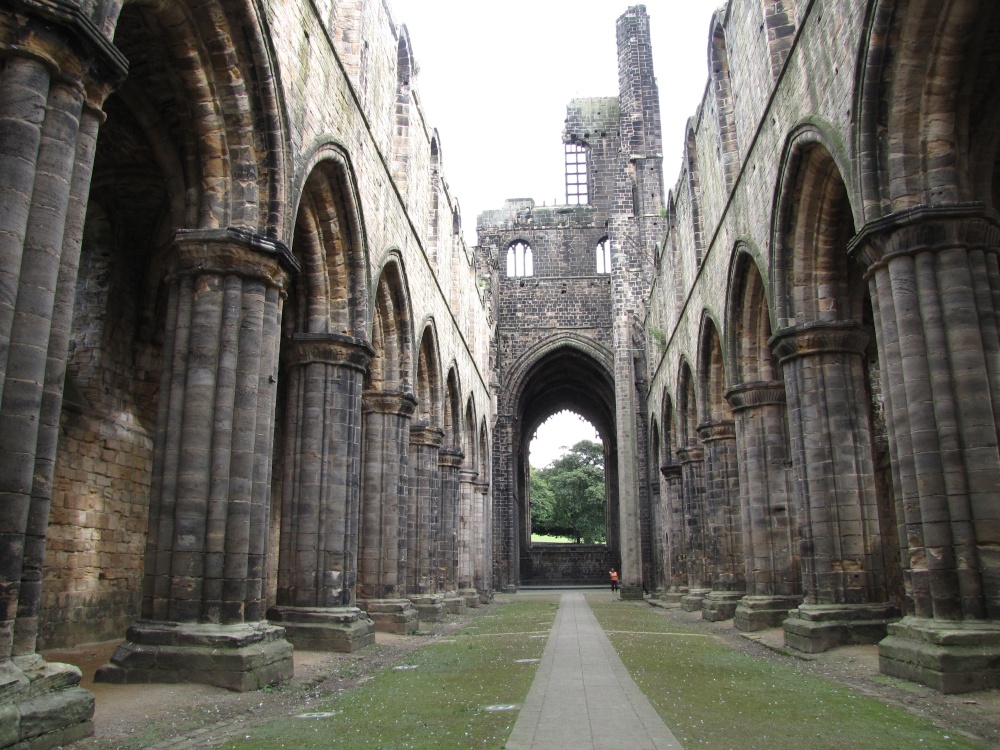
[{"left": 609, "top": 568, "right": 619, "bottom": 595}]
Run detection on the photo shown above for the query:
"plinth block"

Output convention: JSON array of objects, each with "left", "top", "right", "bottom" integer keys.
[
  {"left": 94, "top": 621, "right": 293, "bottom": 691},
  {"left": 702, "top": 591, "right": 744, "bottom": 622},
  {"left": 784, "top": 603, "right": 899, "bottom": 654},
  {"left": 681, "top": 589, "right": 710, "bottom": 612},
  {"left": 408, "top": 594, "right": 445, "bottom": 623},
  {"left": 459, "top": 588, "right": 481, "bottom": 609},
  {"left": 267, "top": 606, "right": 375, "bottom": 652},
  {"left": 734, "top": 595, "right": 801, "bottom": 632},
  {"left": 0, "top": 656, "right": 94, "bottom": 749},
  {"left": 443, "top": 597, "right": 466, "bottom": 615},
  {"left": 878, "top": 617, "right": 1000, "bottom": 694},
  {"left": 357, "top": 599, "right": 419, "bottom": 634}
]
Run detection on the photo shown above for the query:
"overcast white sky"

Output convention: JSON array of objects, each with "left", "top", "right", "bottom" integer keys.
[{"left": 386, "top": 1, "right": 723, "bottom": 467}]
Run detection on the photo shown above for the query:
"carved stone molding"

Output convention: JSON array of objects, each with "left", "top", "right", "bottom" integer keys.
[
  {"left": 769, "top": 321, "right": 869, "bottom": 364},
  {"left": 284, "top": 333, "right": 374, "bottom": 372},
  {"left": 362, "top": 390, "right": 417, "bottom": 418},
  {"left": 164, "top": 227, "right": 299, "bottom": 290},
  {"left": 726, "top": 380, "right": 786, "bottom": 411},
  {"left": 697, "top": 419, "right": 736, "bottom": 443}
]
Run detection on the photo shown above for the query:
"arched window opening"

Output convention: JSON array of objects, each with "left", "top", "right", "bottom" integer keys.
[
  {"left": 506, "top": 240, "right": 534, "bottom": 277},
  {"left": 528, "top": 411, "right": 605, "bottom": 545},
  {"left": 595, "top": 237, "right": 611, "bottom": 274}
]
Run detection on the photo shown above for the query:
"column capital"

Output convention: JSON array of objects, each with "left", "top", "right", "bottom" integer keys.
[
  {"left": 410, "top": 424, "right": 444, "bottom": 448},
  {"left": 848, "top": 202, "right": 1000, "bottom": 272},
  {"left": 458, "top": 468, "right": 479, "bottom": 483},
  {"left": 726, "top": 380, "right": 786, "bottom": 411},
  {"left": 676, "top": 445, "right": 704, "bottom": 464},
  {"left": 1, "top": 0, "right": 128, "bottom": 103},
  {"left": 659, "top": 462, "right": 682, "bottom": 479},
  {"left": 438, "top": 448, "right": 465, "bottom": 469},
  {"left": 362, "top": 389, "right": 417, "bottom": 417},
  {"left": 284, "top": 333, "right": 374, "bottom": 372},
  {"left": 165, "top": 227, "right": 299, "bottom": 290},
  {"left": 475, "top": 481, "right": 491, "bottom": 495},
  {"left": 697, "top": 419, "right": 736, "bottom": 442},
  {"left": 769, "top": 321, "right": 869, "bottom": 364}
]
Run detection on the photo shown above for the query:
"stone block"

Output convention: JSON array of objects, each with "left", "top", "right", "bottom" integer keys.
[
  {"left": 878, "top": 617, "right": 1000, "bottom": 694},
  {"left": 357, "top": 599, "right": 419, "bottom": 634},
  {"left": 701, "top": 591, "right": 743, "bottom": 621},
  {"left": 681, "top": 589, "right": 710, "bottom": 612},
  {"left": 443, "top": 597, "right": 466, "bottom": 615},
  {"left": 734, "top": 595, "right": 801, "bottom": 632},
  {"left": 17, "top": 686, "right": 93, "bottom": 746},
  {"left": 267, "top": 606, "right": 375, "bottom": 652},
  {"left": 408, "top": 594, "right": 445, "bottom": 623},
  {"left": 459, "top": 588, "right": 480, "bottom": 609},
  {"left": 784, "top": 603, "right": 899, "bottom": 654},
  {"left": 94, "top": 621, "right": 293, "bottom": 691}
]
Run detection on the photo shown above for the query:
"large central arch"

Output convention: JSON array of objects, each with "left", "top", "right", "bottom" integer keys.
[{"left": 499, "top": 335, "right": 619, "bottom": 588}]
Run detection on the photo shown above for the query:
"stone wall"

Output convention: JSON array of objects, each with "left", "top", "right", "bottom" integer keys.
[{"left": 520, "top": 545, "right": 619, "bottom": 586}]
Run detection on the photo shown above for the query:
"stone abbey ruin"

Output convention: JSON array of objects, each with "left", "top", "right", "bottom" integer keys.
[{"left": 1, "top": 0, "right": 999, "bottom": 745}]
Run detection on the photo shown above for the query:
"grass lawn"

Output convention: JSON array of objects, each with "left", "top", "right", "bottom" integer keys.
[
  {"left": 529, "top": 533, "right": 576, "bottom": 543},
  {"left": 587, "top": 596, "right": 985, "bottom": 750},
  {"left": 219, "top": 597, "right": 559, "bottom": 749}
]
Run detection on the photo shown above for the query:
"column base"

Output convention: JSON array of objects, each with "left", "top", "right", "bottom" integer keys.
[
  {"left": 702, "top": 591, "right": 744, "bottom": 621},
  {"left": 878, "top": 616, "right": 1000, "bottom": 694},
  {"left": 478, "top": 588, "right": 495, "bottom": 604},
  {"left": 408, "top": 594, "right": 445, "bottom": 623},
  {"left": 0, "top": 655, "right": 93, "bottom": 750},
  {"left": 620, "top": 585, "right": 645, "bottom": 601},
  {"left": 442, "top": 593, "right": 466, "bottom": 615},
  {"left": 459, "top": 588, "right": 481, "bottom": 609},
  {"left": 266, "top": 606, "right": 375, "bottom": 652},
  {"left": 784, "top": 603, "right": 899, "bottom": 654},
  {"left": 94, "top": 620, "right": 293, "bottom": 691},
  {"left": 357, "top": 599, "right": 419, "bottom": 634},
  {"left": 681, "top": 588, "right": 711, "bottom": 612},
  {"left": 661, "top": 587, "right": 687, "bottom": 604},
  {"left": 734, "top": 595, "right": 801, "bottom": 632}
]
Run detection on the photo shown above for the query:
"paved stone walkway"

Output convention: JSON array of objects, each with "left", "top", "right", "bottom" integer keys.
[{"left": 506, "top": 592, "right": 682, "bottom": 749}]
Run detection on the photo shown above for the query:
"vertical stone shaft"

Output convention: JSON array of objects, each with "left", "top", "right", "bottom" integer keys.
[
  {"left": 772, "top": 323, "right": 888, "bottom": 605},
  {"left": 474, "top": 481, "right": 493, "bottom": 598},
  {"left": 407, "top": 425, "right": 444, "bottom": 593},
  {"left": 357, "top": 391, "right": 415, "bottom": 599},
  {"left": 18, "top": 104, "right": 102, "bottom": 658},
  {"left": 457, "top": 469, "right": 478, "bottom": 590},
  {"left": 277, "top": 335, "right": 372, "bottom": 608},
  {"left": 677, "top": 446, "right": 709, "bottom": 592},
  {"left": 438, "top": 450, "right": 464, "bottom": 592},
  {"left": 142, "top": 229, "right": 293, "bottom": 626},
  {"left": 0, "top": 72, "right": 85, "bottom": 660},
  {"left": 727, "top": 384, "right": 798, "bottom": 597},
  {"left": 697, "top": 420, "right": 744, "bottom": 591},
  {"left": 858, "top": 211, "right": 1000, "bottom": 620},
  {"left": 659, "top": 463, "right": 685, "bottom": 596}
]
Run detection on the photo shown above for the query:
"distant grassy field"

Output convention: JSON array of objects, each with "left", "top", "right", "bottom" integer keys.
[{"left": 529, "top": 533, "right": 575, "bottom": 543}]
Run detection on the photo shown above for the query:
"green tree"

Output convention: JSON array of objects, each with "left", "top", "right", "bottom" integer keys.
[{"left": 530, "top": 440, "right": 606, "bottom": 544}]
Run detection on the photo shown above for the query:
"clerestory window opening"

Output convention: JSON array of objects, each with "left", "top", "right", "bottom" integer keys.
[
  {"left": 506, "top": 240, "right": 534, "bottom": 277},
  {"left": 596, "top": 237, "right": 611, "bottom": 274}
]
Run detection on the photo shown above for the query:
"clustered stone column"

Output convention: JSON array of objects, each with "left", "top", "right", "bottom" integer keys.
[
  {"left": 698, "top": 420, "right": 745, "bottom": 620},
  {"left": 853, "top": 205, "right": 1000, "bottom": 692},
  {"left": 771, "top": 322, "right": 897, "bottom": 653},
  {"left": 457, "top": 468, "right": 481, "bottom": 607},
  {"left": 406, "top": 425, "right": 445, "bottom": 620},
  {"left": 96, "top": 228, "right": 296, "bottom": 690},
  {"left": 266, "top": 334, "right": 375, "bottom": 652},
  {"left": 474, "top": 481, "right": 494, "bottom": 602},
  {"left": 677, "top": 445, "right": 711, "bottom": 611},
  {"left": 727, "top": 382, "right": 801, "bottom": 630},
  {"left": 438, "top": 449, "right": 466, "bottom": 613},
  {"left": 0, "top": 9, "right": 124, "bottom": 744},
  {"left": 356, "top": 391, "right": 418, "bottom": 633},
  {"left": 659, "top": 463, "right": 686, "bottom": 602}
]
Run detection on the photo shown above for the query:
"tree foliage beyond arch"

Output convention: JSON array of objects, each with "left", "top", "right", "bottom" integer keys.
[{"left": 530, "top": 440, "right": 606, "bottom": 544}]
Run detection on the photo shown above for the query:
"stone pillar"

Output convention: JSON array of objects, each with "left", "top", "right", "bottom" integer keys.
[
  {"left": 96, "top": 228, "right": 296, "bottom": 690},
  {"left": 727, "top": 382, "right": 802, "bottom": 631},
  {"left": 852, "top": 206, "right": 1000, "bottom": 692},
  {"left": 698, "top": 420, "right": 745, "bottom": 621},
  {"left": 266, "top": 334, "right": 375, "bottom": 652},
  {"left": 677, "top": 446, "right": 711, "bottom": 611},
  {"left": 0, "top": 9, "right": 125, "bottom": 744},
  {"left": 475, "top": 481, "right": 494, "bottom": 603},
  {"left": 438, "top": 449, "right": 466, "bottom": 614},
  {"left": 407, "top": 425, "right": 445, "bottom": 621},
  {"left": 457, "top": 468, "right": 480, "bottom": 608},
  {"left": 356, "top": 390, "right": 418, "bottom": 634},
  {"left": 659, "top": 463, "right": 687, "bottom": 602},
  {"left": 771, "top": 322, "right": 898, "bottom": 653}
]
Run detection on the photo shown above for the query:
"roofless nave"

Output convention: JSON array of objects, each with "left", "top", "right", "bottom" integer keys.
[{"left": 0, "top": 0, "right": 998, "bottom": 745}]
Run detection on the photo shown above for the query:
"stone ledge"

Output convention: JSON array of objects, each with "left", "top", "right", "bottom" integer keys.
[
  {"left": 734, "top": 595, "right": 801, "bottom": 632},
  {"left": 784, "top": 603, "right": 899, "bottom": 654},
  {"left": 702, "top": 591, "right": 743, "bottom": 622},
  {"left": 266, "top": 606, "right": 375, "bottom": 652},
  {"left": 356, "top": 599, "right": 418, "bottom": 635},
  {"left": 878, "top": 617, "right": 1000, "bottom": 694},
  {"left": 408, "top": 595, "right": 445, "bottom": 623}
]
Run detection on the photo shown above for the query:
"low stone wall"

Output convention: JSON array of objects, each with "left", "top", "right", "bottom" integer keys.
[{"left": 520, "top": 545, "right": 619, "bottom": 586}]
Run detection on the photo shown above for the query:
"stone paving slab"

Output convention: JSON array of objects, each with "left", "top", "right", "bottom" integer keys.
[{"left": 506, "top": 592, "right": 682, "bottom": 749}]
